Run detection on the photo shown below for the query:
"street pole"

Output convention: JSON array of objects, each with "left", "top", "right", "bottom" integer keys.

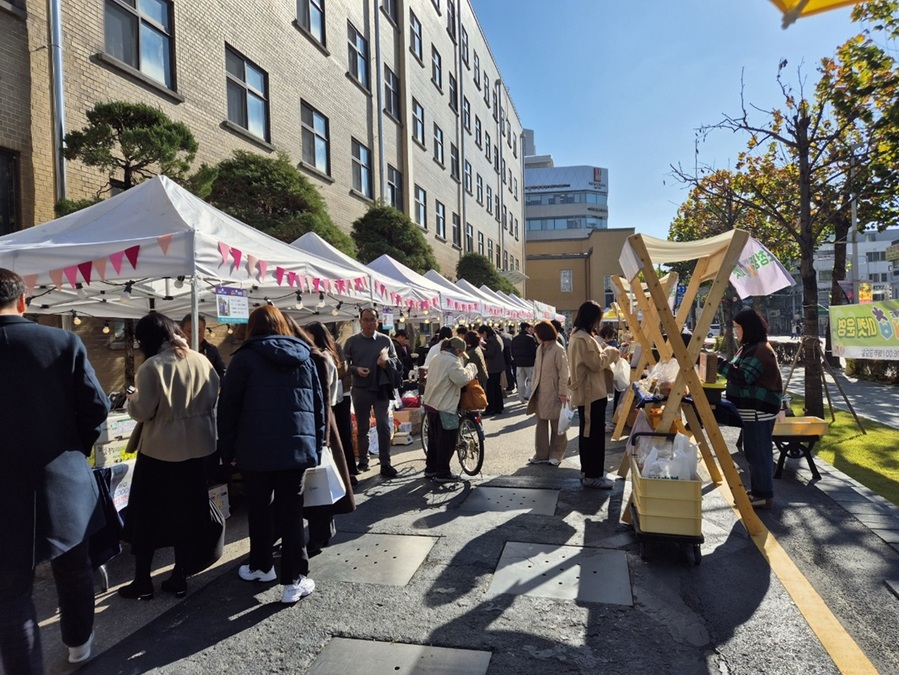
[{"left": 850, "top": 145, "right": 860, "bottom": 303}]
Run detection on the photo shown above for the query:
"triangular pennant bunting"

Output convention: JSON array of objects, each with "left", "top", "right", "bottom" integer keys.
[
  {"left": 124, "top": 245, "right": 140, "bottom": 270},
  {"left": 77, "top": 261, "right": 93, "bottom": 285},
  {"left": 157, "top": 234, "right": 173, "bottom": 255},
  {"left": 63, "top": 266, "right": 79, "bottom": 289},
  {"left": 92, "top": 258, "right": 108, "bottom": 281},
  {"left": 108, "top": 251, "right": 125, "bottom": 275},
  {"left": 23, "top": 274, "right": 37, "bottom": 295},
  {"left": 230, "top": 247, "right": 242, "bottom": 270},
  {"left": 218, "top": 242, "right": 230, "bottom": 267}
]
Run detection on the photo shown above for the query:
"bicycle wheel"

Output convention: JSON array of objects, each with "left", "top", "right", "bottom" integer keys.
[
  {"left": 420, "top": 412, "right": 430, "bottom": 457},
  {"left": 456, "top": 415, "right": 484, "bottom": 475}
]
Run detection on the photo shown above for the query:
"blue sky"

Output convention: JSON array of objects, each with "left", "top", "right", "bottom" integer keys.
[{"left": 471, "top": 0, "right": 863, "bottom": 240}]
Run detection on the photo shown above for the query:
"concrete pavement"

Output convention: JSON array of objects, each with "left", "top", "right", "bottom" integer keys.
[{"left": 33, "top": 374, "right": 899, "bottom": 674}]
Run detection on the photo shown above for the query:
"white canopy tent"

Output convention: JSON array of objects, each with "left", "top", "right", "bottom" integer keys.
[
  {"left": 478, "top": 285, "right": 527, "bottom": 321},
  {"left": 422, "top": 269, "right": 487, "bottom": 324},
  {"left": 494, "top": 290, "right": 536, "bottom": 322},
  {"left": 453, "top": 279, "right": 509, "bottom": 321},
  {"left": 365, "top": 255, "right": 443, "bottom": 321},
  {"left": 0, "top": 176, "right": 375, "bottom": 334}
]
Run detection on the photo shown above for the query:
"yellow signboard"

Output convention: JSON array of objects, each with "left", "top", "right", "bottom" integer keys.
[{"left": 886, "top": 244, "right": 899, "bottom": 262}]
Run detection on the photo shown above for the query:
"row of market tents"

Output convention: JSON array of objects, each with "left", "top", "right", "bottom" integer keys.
[{"left": 0, "top": 176, "right": 563, "bottom": 331}]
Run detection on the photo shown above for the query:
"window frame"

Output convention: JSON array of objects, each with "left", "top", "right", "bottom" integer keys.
[
  {"left": 476, "top": 173, "right": 483, "bottom": 204},
  {"left": 0, "top": 149, "right": 19, "bottom": 236},
  {"left": 452, "top": 212, "right": 462, "bottom": 248},
  {"left": 409, "top": 11, "right": 423, "bottom": 61},
  {"left": 351, "top": 138, "right": 373, "bottom": 198},
  {"left": 477, "top": 231, "right": 484, "bottom": 256},
  {"left": 297, "top": 0, "right": 326, "bottom": 46},
  {"left": 225, "top": 45, "right": 270, "bottom": 141},
  {"left": 384, "top": 65, "right": 401, "bottom": 120},
  {"left": 460, "top": 26, "right": 469, "bottom": 66},
  {"left": 475, "top": 116, "right": 482, "bottom": 147},
  {"left": 412, "top": 98, "right": 425, "bottom": 144},
  {"left": 414, "top": 185, "right": 427, "bottom": 229},
  {"left": 104, "top": 0, "right": 176, "bottom": 89},
  {"left": 465, "top": 222, "right": 473, "bottom": 253},
  {"left": 387, "top": 164, "right": 403, "bottom": 211},
  {"left": 447, "top": 0, "right": 456, "bottom": 40},
  {"left": 301, "top": 100, "right": 330, "bottom": 175},
  {"left": 450, "top": 143, "right": 459, "bottom": 179},
  {"left": 431, "top": 45, "right": 442, "bottom": 89},
  {"left": 486, "top": 185, "right": 493, "bottom": 215},
  {"left": 433, "top": 123, "right": 444, "bottom": 165},
  {"left": 473, "top": 51, "right": 480, "bottom": 88},
  {"left": 462, "top": 96, "right": 471, "bottom": 132},
  {"left": 347, "top": 21, "right": 369, "bottom": 90},
  {"left": 464, "top": 160, "right": 472, "bottom": 193},
  {"left": 449, "top": 73, "right": 458, "bottom": 111},
  {"left": 436, "top": 200, "right": 446, "bottom": 239},
  {"left": 382, "top": 0, "right": 398, "bottom": 24}
]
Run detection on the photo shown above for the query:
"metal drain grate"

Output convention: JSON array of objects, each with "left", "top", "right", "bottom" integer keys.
[
  {"left": 488, "top": 541, "right": 633, "bottom": 606},
  {"left": 459, "top": 487, "right": 559, "bottom": 515},
  {"left": 307, "top": 637, "right": 491, "bottom": 674},
  {"left": 311, "top": 533, "right": 437, "bottom": 586}
]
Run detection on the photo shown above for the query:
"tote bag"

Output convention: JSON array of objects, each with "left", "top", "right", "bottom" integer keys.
[
  {"left": 304, "top": 446, "right": 347, "bottom": 507},
  {"left": 459, "top": 379, "right": 488, "bottom": 411}
]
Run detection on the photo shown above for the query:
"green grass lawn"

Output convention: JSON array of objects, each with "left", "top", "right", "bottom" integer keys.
[{"left": 787, "top": 395, "right": 899, "bottom": 506}]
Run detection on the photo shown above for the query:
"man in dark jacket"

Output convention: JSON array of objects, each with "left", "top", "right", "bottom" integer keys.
[
  {"left": 0, "top": 269, "right": 110, "bottom": 671},
  {"left": 511, "top": 322, "right": 538, "bottom": 403},
  {"left": 391, "top": 329, "right": 415, "bottom": 390},
  {"left": 181, "top": 313, "right": 226, "bottom": 378},
  {"left": 498, "top": 327, "right": 516, "bottom": 394}
]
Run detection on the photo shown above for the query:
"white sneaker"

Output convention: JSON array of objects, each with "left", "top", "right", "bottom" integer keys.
[
  {"left": 68, "top": 632, "right": 93, "bottom": 664},
  {"left": 238, "top": 564, "right": 277, "bottom": 582},
  {"left": 548, "top": 458, "right": 560, "bottom": 466},
  {"left": 528, "top": 456, "right": 549, "bottom": 464},
  {"left": 281, "top": 576, "right": 315, "bottom": 603},
  {"left": 582, "top": 477, "right": 613, "bottom": 490}
]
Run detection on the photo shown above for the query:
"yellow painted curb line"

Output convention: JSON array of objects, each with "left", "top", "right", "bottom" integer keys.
[{"left": 716, "top": 477, "right": 878, "bottom": 674}]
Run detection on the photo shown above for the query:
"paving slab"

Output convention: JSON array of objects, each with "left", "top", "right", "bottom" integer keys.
[
  {"left": 458, "top": 486, "right": 559, "bottom": 515},
  {"left": 312, "top": 532, "right": 437, "bottom": 586},
  {"left": 307, "top": 637, "right": 491, "bottom": 675}
]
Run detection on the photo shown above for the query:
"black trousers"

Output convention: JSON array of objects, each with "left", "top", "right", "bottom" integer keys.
[
  {"left": 485, "top": 372, "right": 504, "bottom": 414},
  {"left": 578, "top": 398, "right": 608, "bottom": 479},
  {"left": 425, "top": 410, "right": 458, "bottom": 475}
]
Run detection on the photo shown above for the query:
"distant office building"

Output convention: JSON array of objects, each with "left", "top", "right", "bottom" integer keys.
[{"left": 0, "top": 0, "right": 524, "bottom": 281}]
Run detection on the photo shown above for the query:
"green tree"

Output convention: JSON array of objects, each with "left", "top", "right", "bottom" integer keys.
[
  {"left": 351, "top": 203, "right": 438, "bottom": 273},
  {"left": 63, "top": 101, "right": 197, "bottom": 191},
  {"left": 456, "top": 253, "right": 517, "bottom": 295},
  {"left": 207, "top": 151, "right": 354, "bottom": 255}
]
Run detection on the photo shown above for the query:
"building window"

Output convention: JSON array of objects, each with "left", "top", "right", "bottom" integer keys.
[
  {"left": 496, "top": 245, "right": 501, "bottom": 268},
  {"left": 452, "top": 212, "right": 462, "bottom": 247},
  {"left": 561, "top": 269, "right": 573, "bottom": 293},
  {"left": 412, "top": 99, "right": 425, "bottom": 144},
  {"left": 501, "top": 158, "right": 506, "bottom": 182},
  {"left": 502, "top": 206, "right": 507, "bottom": 230},
  {"left": 298, "top": 0, "right": 325, "bottom": 46},
  {"left": 301, "top": 101, "right": 330, "bottom": 174},
  {"left": 460, "top": 26, "right": 469, "bottom": 66},
  {"left": 464, "top": 161, "right": 472, "bottom": 193},
  {"left": 494, "top": 195, "right": 500, "bottom": 221},
  {"left": 0, "top": 150, "right": 18, "bottom": 235},
  {"left": 487, "top": 238, "right": 494, "bottom": 263},
  {"left": 514, "top": 177, "right": 518, "bottom": 199},
  {"left": 384, "top": 66, "right": 401, "bottom": 119},
  {"left": 226, "top": 46, "right": 269, "bottom": 140},
  {"left": 475, "top": 116, "right": 482, "bottom": 147},
  {"left": 462, "top": 97, "right": 471, "bottom": 131},
  {"left": 449, "top": 74, "right": 458, "bottom": 111},
  {"left": 431, "top": 46, "right": 442, "bottom": 89},
  {"left": 347, "top": 22, "right": 369, "bottom": 89},
  {"left": 415, "top": 185, "right": 427, "bottom": 228},
  {"left": 512, "top": 133, "right": 518, "bottom": 157},
  {"left": 382, "top": 0, "right": 397, "bottom": 23},
  {"left": 351, "top": 139, "right": 372, "bottom": 198},
  {"left": 483, "top": 72, "right": 490, "bottom": 104},
  {"left": 105, "top": 0, "right": 174, "bottom": 89},
  {"left": 450, "top": 144, "right": 459, "bottom": 179},
  {"left": 432, "top": 0, "right": 440, "bottom": 11},
  {"left": 433, "top": 124, "right": 444, "bottom": 165},
  {"left": 409, "top": 11, "right": 422, "bottom": 60},
  {"left": 473, "top": 51, "right": 480, "bottom": 88},
  {"left": 476, "top": 174, "right": 483, "bottom": 203},
  {"left": 465, "top": 222, "right": 473, "bottom": 253},
  {"left": 484, "top": 132, "right": 491, "bottom": 160},
  {"left": 508, "top": 168, "right": 513, "bottom": 191},
  {"left": 486, "top": 186, "right": 493, "bottom": 215},
  {"left": 436, "top": 200, "right": 446, "bottom": 239},
  {"left": 514, "top": 217, "right": 519, "bottom": 239},
  {"left": 447, "top": 0, "right": 456, "bottom": 40},
  {"left": 477, "top": 231, "right": 484, "bottom": 255},
  {"left": 387, "top": 165, "right": 403, "bottom": 211},
  {"left": 493, "top": 145, "right": 499, "bottom": 172},
  {"left": 516, "top": 257, "right": 520, "bottom": 271}
]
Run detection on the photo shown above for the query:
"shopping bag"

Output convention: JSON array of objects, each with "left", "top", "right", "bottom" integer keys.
[
  {"left": 557, "top": 402, "right": 574, "bottom": 435},
  {"left": 184, "top": 498, "right": 226, "bottom": 576},
  {"left": 459, "top": 378, "right": 488, "bottom": 410},
  {"left": 612, "top": 359, "right": 630, "bottom": 392},
  {"left": 304, "top": 446, "right": 347, "bottom": 507}
]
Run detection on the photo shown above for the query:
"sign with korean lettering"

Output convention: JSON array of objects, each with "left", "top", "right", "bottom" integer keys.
[
  {"left": 830, "top": 300, "right": 899, "bottom": 359},
  {"left": 215, "top": 285, "right": 249, "bottom": 324}
]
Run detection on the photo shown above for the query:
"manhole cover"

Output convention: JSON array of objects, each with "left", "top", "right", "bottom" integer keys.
[
  {"left": 488, "top": 541, "right": 632, "bottom": 606},
  {"left": 308, "top": 637, "right": 490, "bottom": 674},
  {"left": 459, "top": 487, "right": 559, "bottom": 515},
  {"left": 312, "top": 533, "right": 437, "bottom": 586}
]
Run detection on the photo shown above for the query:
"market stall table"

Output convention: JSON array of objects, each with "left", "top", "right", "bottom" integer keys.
[{"left": 772, "top": 416, "right": 829, "bottom": 481}]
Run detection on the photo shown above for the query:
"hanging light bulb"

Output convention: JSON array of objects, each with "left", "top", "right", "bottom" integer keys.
[
  {"left": 102, "top": 320, "right": 111, "bottom": 334},
  {"left": 316, "top": 292, "right": 326, "bottom": 309},
  {"left": 264, "top": 297, "right": 274, "bottom": 306},
  {"left": 398, "top": 312, "right": 405, "bottom": 323},
  {"left": 120, "top": 282, "right": 133, "bottom": 302},
  {"left": 227, "top": 325, "right": 234, "bottom": 335},
  {"left": 295, "top": 291, "right": 304, "bottom": 310},
  {"left": 173, "top": 275, "right": 185, "bottom": 289},
  {"left": 423, "top": 308, "right": 429, "bottom": 315},
  {"left": 331, "top": 301, "right": 343, "bottom": 316},
  {"left": 424, "top": 317, "right": 431, "bottom": 325},
  {"left": 71, "top": 310, "right": 82, "bottom": 326}
]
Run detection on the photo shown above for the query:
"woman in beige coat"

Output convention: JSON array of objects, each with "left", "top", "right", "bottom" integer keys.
[
  {"left": 526, "top": 321, "right": 569, "bottom": 466},
  {"left": 567, "top": 301, "right": 620, "bottom": 489}
]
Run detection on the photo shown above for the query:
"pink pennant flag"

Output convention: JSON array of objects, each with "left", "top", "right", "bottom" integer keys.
[
  {"left": 257, "top": 260, "right": 268, "bottom": 281},
  {"left": 124, "top": 245, "right": 140, "bottom": 270},
  {"left": 230, "top": 247, "right": 242, "bottom": 270},
  {"left": 23, "top": 274, "right": 37, "bottom": 295},
  {"left": 246, "top": 254, "right": 258, "bottom": 277},
  {"left": 109, "top": 251, "right": 125, "bottom": 275},
  {"left": 49, "top": 269, "right": 64, "bottom": 288},
  {"left": 288, "top": 271, "right": 298, "bottom": 288},
  {"left": 313, "top": 278, "right": 321, "bottom": 292},
  {"left": 63, "top": 266, "right": 79, "bottom": 288},
  {"left": 354, "top": 278, "right": 363, "bottom": 292},
  {"left": 157, "top": 234, "right": 173, "bottom": 255},
  {"left": 77, "top": 261, "right": 93, "bottom": 285},
  {"left": 275, "top": 267, "right": 286, "bottom": 286},
  {"left": 92, "top": 258, "right": 108, "bottom": 281},
  {"left": 324, "top": 279, "right": 331, "bottom": 293},
  {"left": 218, "top": 242, "right": 230, "bottom": 267}
]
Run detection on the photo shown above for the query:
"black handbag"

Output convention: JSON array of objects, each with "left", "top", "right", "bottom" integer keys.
[
  {"left": 184, "top": 498, "right": 226, "bottom": 576},
  {"left": 88, "top": 468, "right": 124, "bottom": 570}
]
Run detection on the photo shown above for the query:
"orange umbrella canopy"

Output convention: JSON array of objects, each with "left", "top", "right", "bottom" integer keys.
[{"left": 770, "top": 0, "right": 864, "bottom": 27}]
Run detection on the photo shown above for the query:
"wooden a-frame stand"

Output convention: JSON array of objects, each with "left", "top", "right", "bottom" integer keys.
[{"left": 616, "top": 229, "right": 764, "bottom": 535}]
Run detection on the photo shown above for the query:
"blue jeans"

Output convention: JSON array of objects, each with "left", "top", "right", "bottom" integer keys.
[
  {"left": 742, "top": 419, "right": 776, "bottom": 499},
  {"left": 0, "top": 541, "right": 94, "bottom": 674}
]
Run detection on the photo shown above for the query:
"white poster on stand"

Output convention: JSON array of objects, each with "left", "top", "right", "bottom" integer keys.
[{"left": 382, "top": 308, "right": 394, "bottom": 330}]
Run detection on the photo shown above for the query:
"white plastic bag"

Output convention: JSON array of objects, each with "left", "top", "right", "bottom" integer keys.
[
  {"left": 304, "top": 446, "right": 347, "bottom": 507},
  {"left": 612, "top": 358, "right": 630, "bottom": 392},
  {"left": 557, "top": 402, "right": 574, "bottom": 435}
]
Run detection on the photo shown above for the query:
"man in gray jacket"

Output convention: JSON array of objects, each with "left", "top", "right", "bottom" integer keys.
[
  {"left": 343, "top": 308, "right": 402, "bottom": 477},
  {"left": 511, "top": 322, "right": 538, "bottom": 403}
]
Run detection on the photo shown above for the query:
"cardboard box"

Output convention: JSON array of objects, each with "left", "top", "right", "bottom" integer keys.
[
  {"left": 698, "top": 353, "right": 718, "bottom": 384},
  {"left": 91, "top": 439, "right": 135, "bottom": 468},
  {"left": 208, "top": 483, "right": 231, "bottom": 519},
  {"left": 630, "top": 455, "right": 702, "bottom": 537},
  {"left": 96, "top": 412, "right": 138, "bottom": 445}
]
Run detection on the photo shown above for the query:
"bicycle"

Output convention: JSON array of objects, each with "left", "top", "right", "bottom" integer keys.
[{"left": 420, "top": 408, "right": 485, "bottom": 476}]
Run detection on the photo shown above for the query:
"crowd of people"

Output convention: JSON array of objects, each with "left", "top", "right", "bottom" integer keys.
[{"left": 0, "top": 259, "right": 784, "bottom": 672}]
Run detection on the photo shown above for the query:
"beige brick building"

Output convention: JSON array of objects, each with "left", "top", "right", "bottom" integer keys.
[{"left": 1, "top": 0, "right": 525, "bottom": 283}]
